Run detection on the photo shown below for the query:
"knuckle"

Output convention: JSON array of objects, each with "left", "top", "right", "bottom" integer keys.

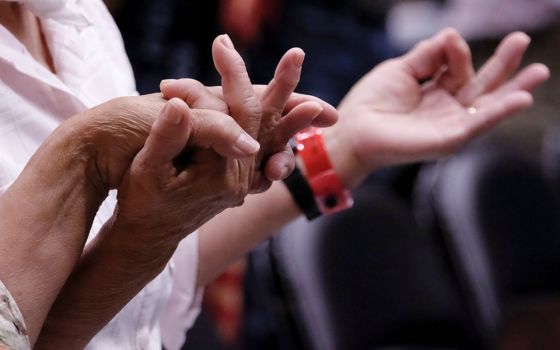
[
  {"left": 221, "top": 118, "right": 242, "bottom": 143},
  {"left": 115, "top": 95, "right": 135, "bottom": 107},
  {"left": 151, "top": 122, "right": 177, "bottom": 142},
  {"left": 241, "top": 95, "right": 263, "bottom": 115},
  {"left": 130, "top": 159, "right": 147, "bottom": 176},
  {"left": 111, "top": 96, "right": 137, "bottom": 116},
  {"left": 223, "top": 180, "right": 247, "bottom": 205},
  {"left": 230, "top": 95, "right": 262, "bottom": 122},
  {"left": 381, "top": 58, "right": 402, "bottom": 73},
  {"left": 217, "top": 113, "right": 237, "bottom": 131},
  {"left": 130, "top": 154, "right": 157, "bottom": 181},
  {"left": 222, "top": 55, "right": 248, "bottom": 78},
  {"left": 218, "top": 165, "right": 250, "bottom": 206},
  {"left": 182, "top": 78, "right": 204, "bottom": 89},
  {"left": 234, "top": 180, "right": 250, "bottom": 200},
  {"left": 190, "top": 112, "right": 207, "bottom": 137}
]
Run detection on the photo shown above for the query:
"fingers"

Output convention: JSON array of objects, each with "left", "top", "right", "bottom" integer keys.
[
  {"left": 401, "top": 28, "right": 461, "bottom": 81},
  {"left": 189, "top": 109, "right": 260, "bottom": 158},
  {"left": 282, "top": 92, "right": 338, "bottom": 127},
  {"left": 436, "top": 30, "right": 475, "bottom": 93},
  {"left": 160, "top": 78, "right": 229, "bottom": 113},
  {"left": 140, "top": 98, "right": 192, "bottom": 167},
  {"left": 467, "top": 91, "right": 533, "bottom": 137},
  {"left": 487, "top": 63, "right": 550, "bottom": 96},
  {"left": 456, "top": 32, "right": 531, "bottom": 105},
  {"left": 264, "top": 144, "right": 295, "bottom": 181},
  {"left": 212, "top": 34, "right": 261, "bottom": 137},
  {"left": 275, "top": 101, "right": 324, "bottom": 145},
  {"left": 470, "top": 63, "right": 549, "bottom": 111},
  {"left": 208, "top": 86, "right": 339, "bottom": 127},
  {"left": 260, "top": 48, "right": 304, "bottom": 117},
  {"left": 142, "top": 98, "right": 260, "bottom": 170},
  {"left": 249, "top": 144, "right": 296, "bottom": 194}
]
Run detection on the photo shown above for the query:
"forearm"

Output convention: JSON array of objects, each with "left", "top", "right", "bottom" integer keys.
[
  {"left": 196, "top": 127, "right": 368, "bottom": 287},
  {"left": 197, "top": 181, "right": 301, "bottom": 286},
  {"left": 0, "top": 118, "right": 106, "bottom": 343},
  {"left": 36, "top": 217, "right": 178, "bottom": 349}
]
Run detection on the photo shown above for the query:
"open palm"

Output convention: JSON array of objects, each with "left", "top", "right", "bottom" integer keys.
[{"left": 328, "top": 29, "right": 549, "bottom": 187}]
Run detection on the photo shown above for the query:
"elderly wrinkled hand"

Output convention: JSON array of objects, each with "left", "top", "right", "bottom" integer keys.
[
  {"left": 108, "top": 97, "right": 268, "bottom": 251},
  {"left": 160, "top": 35, "right": 338, "bottom": 193},
  {"left": 76, "top": 35, "right": 338, "bottom": 255}
]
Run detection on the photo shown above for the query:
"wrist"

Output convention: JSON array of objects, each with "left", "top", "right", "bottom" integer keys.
[
  {"left": 286, "top": 127, "right": 354, "bottom": 218},
  {"left": 39, "top": 117, "right": 107, "bottom": 202},
  {"left": 104, "top": 215, "right": 179, "bottom": 269},
  {"left": 322, "top": 125, "right": 370, "bottom": 190},
  {"left": 0, "top": 117, "right": 110, "bottom": 338}
]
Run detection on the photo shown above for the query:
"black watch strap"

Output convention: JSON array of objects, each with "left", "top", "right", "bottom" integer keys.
[{"left": 283, "top": 165, "right": 321, "bottom": 220}]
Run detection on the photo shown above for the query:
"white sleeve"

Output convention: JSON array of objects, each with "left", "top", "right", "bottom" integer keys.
[{"left": 160, "top": 231, "right": 204, "bottom": 350}]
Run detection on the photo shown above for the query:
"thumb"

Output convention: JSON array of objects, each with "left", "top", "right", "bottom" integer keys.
[{"left": 141, "top": 98, "right": 192, "bottom": 166}]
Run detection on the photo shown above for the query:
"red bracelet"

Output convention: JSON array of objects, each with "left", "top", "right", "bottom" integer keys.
[{"left": 294, "top": 127, "right": 353, "bottom": 215}]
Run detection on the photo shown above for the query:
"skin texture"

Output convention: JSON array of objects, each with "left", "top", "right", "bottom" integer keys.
[
  {"left": 0, "top": 93, "right": 274, "bottom": 344},
  {"left": 35, "top": 36, "right": 338, "bottom": 349},
  {"left": 162, "top": 36, "right": 338, "bottom": 191},
  {"left": 194, "top": 29, "right": 550, "bottom": 289},
  {"left": 0, "top": 7, "right": 338, "bottom": 343},
  {"left": 0, "top": 117, "right": 106, "bottom": 343},
  {"left": 325, "top": 29, "right": 549, "bottom": 188},
  {"left": 0, "top": 9, "right": 548, "bottom": 348}
]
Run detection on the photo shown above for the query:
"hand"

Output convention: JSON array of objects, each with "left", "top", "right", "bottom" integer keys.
[
  {"left": 326, "top": 29, "right": 550, "bottom": 188},
  {"left": 160, "top": 35, "right": 338, "bottom": 192},
  {"left": 108, "top": 97, "right": 266, "bottom": 257},
  {"left": 110, "top": 37, "right": 339, "bottom": 250},
  {"left": 75, "top": 92, "right": 274, "bottom": 191}
]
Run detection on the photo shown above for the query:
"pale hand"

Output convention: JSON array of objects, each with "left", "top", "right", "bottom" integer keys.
[{"left": 327, "top": 29, "right": 550, "bottom": 188}]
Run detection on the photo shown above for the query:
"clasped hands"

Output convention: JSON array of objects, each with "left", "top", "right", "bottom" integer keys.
[
  {"left": 81, "top": 34, "right": 337, "bottom": 254},
  {"left": 75, "top": 29, "right": 548, "bottom": 255},
  {"left": 5, "top": 28, "right": 549, "bottom": 345}
]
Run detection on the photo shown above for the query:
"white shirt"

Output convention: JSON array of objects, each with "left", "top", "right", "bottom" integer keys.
[{"left": 0, "top": 0, "right": 201, "bottom": 349}]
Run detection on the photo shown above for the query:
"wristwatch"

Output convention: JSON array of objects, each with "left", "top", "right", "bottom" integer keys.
[{"left": 284, "top": 127, "right": 353, "bottom": 219}]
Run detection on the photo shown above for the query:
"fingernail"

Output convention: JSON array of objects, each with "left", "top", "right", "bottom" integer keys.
[
  {"left": 293, "top": 50, "right": 305, "bottom": 68},
  {"left": 160, "top": 79, "right": 176, "bottom": 89},
  {"left": 221, "top": 34, "right": 234, "bottom": 49},
  {"left": 163, "top": 100, "right": 183, "bottom": 125},
  {"left": 234, "top": 133, "right": 260, "bottom": 155},
  {"left": 308, "top": 102, "right": 324, "bottom": 124}
]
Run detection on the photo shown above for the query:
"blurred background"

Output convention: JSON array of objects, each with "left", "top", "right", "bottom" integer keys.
[{"left": 103, "top": 0, "right": 560, "bottom": 349}]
